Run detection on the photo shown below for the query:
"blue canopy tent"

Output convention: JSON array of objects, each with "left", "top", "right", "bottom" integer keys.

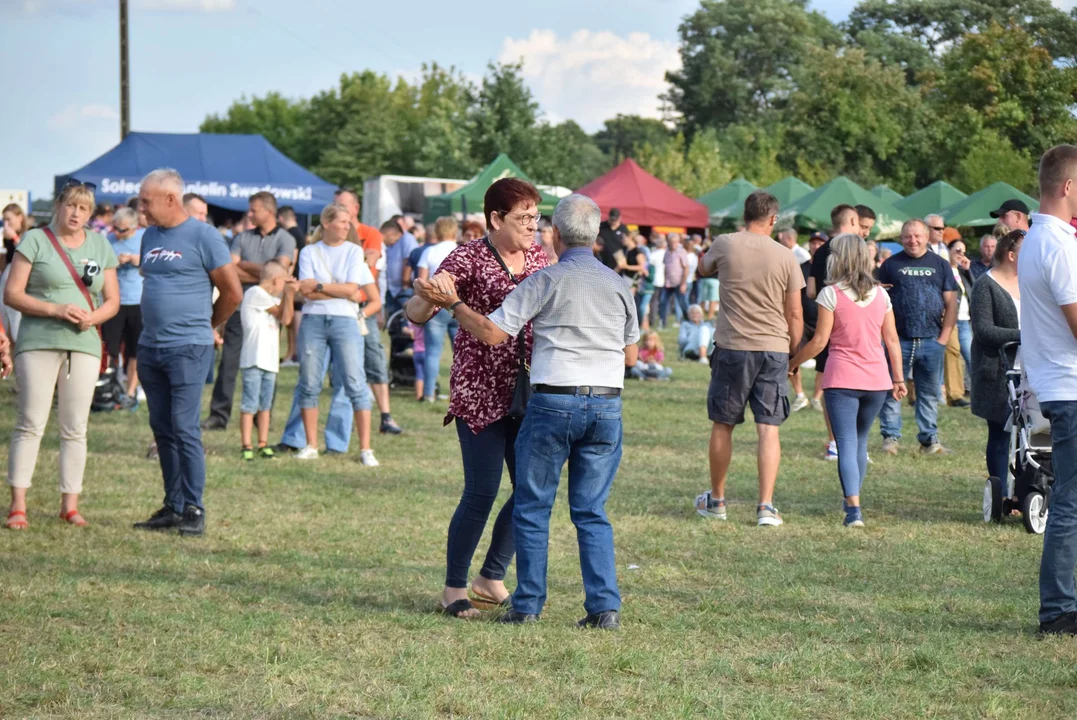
[{"left": 55, "top": 132, "right": 336, "bottom": 215}]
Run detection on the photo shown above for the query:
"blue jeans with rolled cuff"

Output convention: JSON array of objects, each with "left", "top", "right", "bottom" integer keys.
[{"left": 879, "top": 337, "right": 945, "bottom": 447}]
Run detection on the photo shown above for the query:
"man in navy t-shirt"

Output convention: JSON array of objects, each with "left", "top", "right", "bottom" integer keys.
[
  {"left": 133, "top": 169, "right": 241, "bottom": 537},
  {"left": 876, "top": 218, "right": 958, "bottom": 455}
]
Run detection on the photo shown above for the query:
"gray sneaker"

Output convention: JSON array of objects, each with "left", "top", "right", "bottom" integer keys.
[
  {"left": 757, "top": 503, "right": 784, "bottom": 527},
  {"left": 920, "top": 442, "right": 953, "bottom": 456},
  {"left": 695, "top": 491, "right": 727, "bottom": 520},
  {"left": 882, "top": 437, "right": 899, "bottom": 456}
]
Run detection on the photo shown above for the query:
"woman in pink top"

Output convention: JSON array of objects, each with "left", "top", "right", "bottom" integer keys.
[{"left": 790, "top": 234, "right": 907, "bottom": 527}]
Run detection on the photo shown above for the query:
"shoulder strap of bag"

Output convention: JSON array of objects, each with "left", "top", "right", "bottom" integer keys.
[
  {"left": 43, "top": 227, "right": 96, "bottom": 313},
  {"left": 484, "top": 236, "right": 528, "bottom": 366}
]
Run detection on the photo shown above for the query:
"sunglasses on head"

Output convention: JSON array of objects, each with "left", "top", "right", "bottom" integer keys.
[{"left": 62, "top": 178, "right": 97, "bottom": 194}]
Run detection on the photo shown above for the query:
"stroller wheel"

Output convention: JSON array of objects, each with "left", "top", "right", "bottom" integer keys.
[
  {"left": 1021, "top": 492, "right": 1048, "bottom": 535},
  {"left": 983, "top": 477, "right": 1004, "bottom": 523}
]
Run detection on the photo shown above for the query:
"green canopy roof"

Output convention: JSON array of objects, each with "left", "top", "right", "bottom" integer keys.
[
  {"left": 893, "top": 180, "right": 968, "bottom": 219},
  {"left": 764, "top": 176, "right": 815, "bottom": 208},
  {"left": 780, "top": 176, "right": 909, "bottom": 239},
  {"left": 698, "top": 178, "right": 757, "bottom": 220},
  {"left": 423, "top": 153, "right": 560, "bottom": 222},
  {"left": 871, "top": 184, "right": 904, "bottom": 204},
  {"left": 939, "top": 182, "right": 1039, "bottom": 227}
]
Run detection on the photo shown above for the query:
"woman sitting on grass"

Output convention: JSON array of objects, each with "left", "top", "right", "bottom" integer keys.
[
  {"left": 678, "top": 304, "right": 713, "bottom": 362},
  {"left": 630, "top": 331, "right": 673, "bottom": 380},
  {"left": 789, "top": 233, "right": 906, "bottom": 528}
]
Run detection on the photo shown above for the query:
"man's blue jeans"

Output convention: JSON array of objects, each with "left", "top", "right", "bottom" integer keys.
[
  {"left": 138, "top": 344, "right": 216, "bottom": 513},
  {"left": 659, "top": 286, "right": 688, "bottom": 327},
  {"left": 1039, "top": 401, "right": 1077, "bottom": 623},
  {"left": 279, "top": 353, "right": 353, "bottom": 453},
  {"left": 879, "top": 337, "right": 945, "bottom": 446},
  {"left": 511, "top": 392, "right": 623, "bottom": 616}
]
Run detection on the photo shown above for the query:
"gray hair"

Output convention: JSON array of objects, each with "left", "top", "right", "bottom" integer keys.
[
  {"left": 924, "top": 214, "right": 943, "bottom": 228},
  {"left": 141, "top": 168, "right": 185, "bottom": 198},
  {"left": 552, "top": 194, "right": 601, "bottom": 248},
  {"left": 113, "top": 206, "right": 139, "bottom": 227}
]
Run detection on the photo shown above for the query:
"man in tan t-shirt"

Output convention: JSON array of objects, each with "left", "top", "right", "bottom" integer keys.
[{"left": 694, "top": 190, "right": 804, "bottom": 527}]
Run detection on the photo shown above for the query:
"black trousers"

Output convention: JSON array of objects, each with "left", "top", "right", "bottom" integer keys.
[{"left": 208, "top": 311, "right": 243, "bottom": 425}]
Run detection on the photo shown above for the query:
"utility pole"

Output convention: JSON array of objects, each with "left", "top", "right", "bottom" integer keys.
[{"left": 120, "top": 0, "right": 130, "bottom": 139}]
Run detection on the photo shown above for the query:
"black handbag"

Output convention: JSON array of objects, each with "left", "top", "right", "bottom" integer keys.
[{"left": 485, "top": 237, "right": 531, "bottom": 419}]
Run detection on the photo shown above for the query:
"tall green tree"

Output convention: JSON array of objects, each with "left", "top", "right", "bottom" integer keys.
[
  {"left": 636, "top": 130, "right": 733, "bottom": 198},
  {"left": 406, "top": 64, "right": 478, "bottom": 179},
  {"left": 199, "top": 92, "right": 309, "bottom": 165},
  {"left": 526, "top": 121, "right": 610, "bottom": 189},
  {"left": 592, "top": 115, "right": 672, "bottom": 164},
  {"left": 468, "top": 61, "right": 539, "bottom": 168},
  {"left": 665, "top": 0, "right": 842, "bottom": 132}
]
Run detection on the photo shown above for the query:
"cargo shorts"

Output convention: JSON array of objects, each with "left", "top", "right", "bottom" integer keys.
[{"left": 707, "top": 348, "right": 791, "bottom": 426}]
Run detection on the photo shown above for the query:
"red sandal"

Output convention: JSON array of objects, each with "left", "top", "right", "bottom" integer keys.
[
  {"left": 59, "top": 509, "right": 88, "bottom": 527},
  {"left": 6, "top": 510, "right": 28, "bottom": 530}
]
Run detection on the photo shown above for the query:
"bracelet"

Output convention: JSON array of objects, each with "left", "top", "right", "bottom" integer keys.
[
  {"left": 449, "top": 301, "right": 463, "bottom": 317},
  {"left": 894, "top": 379, "right": 906, "bottom": 384}
]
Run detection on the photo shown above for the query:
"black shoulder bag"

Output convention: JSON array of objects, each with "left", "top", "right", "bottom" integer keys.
[{"left": 484, "top": 237, "right": 530, "bottom": 419}]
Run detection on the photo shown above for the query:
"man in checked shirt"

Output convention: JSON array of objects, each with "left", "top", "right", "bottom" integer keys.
[{"left": 416, "top": 194, "right": 639, "bottom": 630}]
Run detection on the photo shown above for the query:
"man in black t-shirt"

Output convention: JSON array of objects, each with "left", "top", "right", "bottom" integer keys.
[
  {"left": 876, "top": 218, "right": 958, "bottom": 456},
  {"left": 596, "top": 208, "right": 629, "bottom": 270}
]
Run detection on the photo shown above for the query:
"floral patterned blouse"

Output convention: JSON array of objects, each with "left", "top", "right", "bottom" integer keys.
[{"left": 437, "top": 238, "right": 550, "bottom": 433}]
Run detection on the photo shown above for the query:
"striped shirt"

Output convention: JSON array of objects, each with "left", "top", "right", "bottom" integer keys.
[{"left": 489, "top": 246, "right": 640, "bottom": 387}]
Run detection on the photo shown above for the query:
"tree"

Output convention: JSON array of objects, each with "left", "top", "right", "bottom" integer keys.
[
  {"left": 636, "top": 130, "right": 733, "bottom": 198},
  {"left": 593, "top": 115, "right": 672, "bottom": 165},
  {"left": 717, "top": 123, "right": 787, "bottom": 187},
  {"left": 526, "top": 121, "right": 610, "bottom": 189},
  {"left": 200, "top": 92, "right": 309, "bottom": 165},
  {"left": 406, "top": 64, "right": 478, "bottom": 179},
  {"left": 948, "top": 128, "right": 1037, "bottom": 194},
  {"left": 468, "top": 61, "right": 540, "bottom": 168},
  {"left": 665, "top": 0, "right": 842, "bottom": 132}
]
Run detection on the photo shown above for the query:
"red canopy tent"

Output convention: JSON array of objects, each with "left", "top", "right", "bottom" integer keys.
[{"left": 576, "top": 158, "right": 710, "bottom": 229}]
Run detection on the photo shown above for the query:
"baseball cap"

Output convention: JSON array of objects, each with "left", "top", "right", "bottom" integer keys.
[
  {"left": 609, "top": 208, "right": 621, "bottom": 221},
  {"left": 809, "top": 231, "right": 829, "bottom": 242},
  {"left": 990, "top": 199, "right": 1030, "bottom": 219}
]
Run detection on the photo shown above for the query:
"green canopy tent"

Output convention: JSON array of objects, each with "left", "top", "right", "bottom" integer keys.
[
  {"left": 764, "top": 176, "right": 814, "bottom": 209},
  {"left": 779, "top": 176, "right": 909, "bottom": 239},
  {"left": 871, "top": 184, "right": 904, "bottom": 205},
  {"left": 423, "top": 153, "right": 560, "bottom": 222},
  {"left": 939, "top": 182, "right": 1039, "bottom": 228},
  {"left": 698, "top": 178, "right": 757, "bottom": 225},
  {"left": 893, "top": 180, "right": 967, "bottom": 219}
]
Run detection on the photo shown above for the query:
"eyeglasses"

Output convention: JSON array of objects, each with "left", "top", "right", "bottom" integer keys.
[
  {"left": 929, "top": 225, "right": 945, "bottom": 232},
  {"left": 501, "top": 211, "right": 541, "bottom": 227},
  {"left": 113, "top": 225, "right": 135, "bottom": 234},
  {"left": 62, "top": 178, "right": 97, "bottom": 194}
]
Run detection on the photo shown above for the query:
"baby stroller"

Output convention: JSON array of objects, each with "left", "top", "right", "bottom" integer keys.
[
  {"left": 386, "top": 310, "right": 417, "bottom": 389},
  {"left": 983, "top": 342, "right": 1054, "bottom": 534}
]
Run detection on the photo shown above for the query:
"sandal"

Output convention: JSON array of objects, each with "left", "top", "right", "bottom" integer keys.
[
  {"left": 470, "top": 589, "right": 511, "bottom": 608},
  {"left": 440, "top": 598, "right": 479, "bottom": 619},
  {"left": 59, "top": 509, "right": 88, "bottom": 527},
  {"left": 6, "top": 510, "right": 27, "bottom": 530}
]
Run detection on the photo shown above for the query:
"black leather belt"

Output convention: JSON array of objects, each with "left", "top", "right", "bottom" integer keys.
[{"left": 532, "top": 384, "right": 622, "bottom": 397}]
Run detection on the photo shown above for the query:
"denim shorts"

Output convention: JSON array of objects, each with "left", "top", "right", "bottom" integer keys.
[
  {"left": 708, "top": 348, "right": 790, "bottom": 426},
  {"left": 240, "top": 367, "right": 277, "bottom": 414}
]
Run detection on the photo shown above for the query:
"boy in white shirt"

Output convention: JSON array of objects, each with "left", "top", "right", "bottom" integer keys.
[{"left": 239, "top": 261, "right": 296, "bottom": 460}]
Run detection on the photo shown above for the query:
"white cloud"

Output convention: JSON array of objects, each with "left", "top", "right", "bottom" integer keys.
[
  {"left": 48, "top": 104, "right": 120, "bottom": 130},
  {"left": 499, "top": 29, "right": 680, "bottom": 131}
]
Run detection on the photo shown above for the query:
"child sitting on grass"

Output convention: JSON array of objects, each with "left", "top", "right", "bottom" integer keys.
[
  {"left": 630, "top": 331, "right": 673, "bottom": 380},
  {"left": 239, "top": 261, "right": 296, "bottom": 461}
]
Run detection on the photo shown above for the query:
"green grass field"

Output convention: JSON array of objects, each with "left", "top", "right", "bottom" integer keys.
[{"left": 3, "top": 331, "right": 1077, "bottom": 719}]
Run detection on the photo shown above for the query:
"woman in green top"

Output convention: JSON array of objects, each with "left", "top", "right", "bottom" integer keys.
[{"left": 3, "top": 180, "right": 119, "bottom": 530}]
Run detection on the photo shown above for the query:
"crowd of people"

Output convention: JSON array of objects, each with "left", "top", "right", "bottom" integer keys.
[{"left": 4, "top": 144, "right": 1077, "bottom": 636}]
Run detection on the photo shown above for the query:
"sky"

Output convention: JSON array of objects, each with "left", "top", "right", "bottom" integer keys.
[{"left": 2, "top": 0, "right": 1042, "bottom": 198}]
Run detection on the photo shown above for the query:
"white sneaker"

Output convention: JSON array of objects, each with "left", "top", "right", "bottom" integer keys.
[
  {"left": 296, "top": 447, "right": 319, "bottom": 460},
  {"left": 791, "top": 394, "right": 809, "bottom": 412},
  {"left": 825, "top": 441, "right": 838, "bottom": 461},
  {"left": 810, "top": 398, "right": 824, "bottom": 412},
  {"left": 359, "top": 449, "right": 380, "bottom": 467},
  {"left": 136, "top": 386, "right": 147, "bottom": 402}
]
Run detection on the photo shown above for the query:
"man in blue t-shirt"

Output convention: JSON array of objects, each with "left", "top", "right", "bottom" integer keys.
[
  {"left": 102, "top": 206, "right": 145, "bottom": 405},
  {"left": 876, "top": 218, "right": 958, "bottom": 455},
  {"left": 132, "top": 169, "right": 242, "bottom": 537}
]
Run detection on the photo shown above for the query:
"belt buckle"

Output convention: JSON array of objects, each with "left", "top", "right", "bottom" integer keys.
[{"left": 578, "top": 385, "right": 592, "bottom": 395}]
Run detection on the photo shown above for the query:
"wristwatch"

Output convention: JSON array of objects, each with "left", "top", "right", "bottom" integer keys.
[
  {"left": 449, "top": 301, "right": 464, "bottom": 317},
  {"left": 315, "top": 283, "right": 324, "bottom": 293}
]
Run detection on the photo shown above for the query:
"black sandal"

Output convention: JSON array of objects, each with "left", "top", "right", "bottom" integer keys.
[{"left": 440, "top": 598, "right": 478, "bottom": 618}]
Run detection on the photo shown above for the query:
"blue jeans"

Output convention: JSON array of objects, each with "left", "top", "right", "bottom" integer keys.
[
  {"left": 986, "top": 419, "right": 1010, "bottom": 489},
  {"left": 636, "top": 291, "right": 653, "bottom": 326},
  {"left": 138, "top": 344, "right": 216, "bottom": 513},
  {"left": 297, "top": 314, "right": 372, "bottom": 411},
  {"left": 279, "top": 353, "right": 353, "bottom": 453},
  {"left": 1039, "top": 401, "right": 1077, "bottom": 622},
  {"left": 512, "top": 392, "right": 623, "bottom": 616},
  {"left": 659, "top": 286, "right": 688, "bottom": 326},
  {"left": 879, "top": 337, "right": 945, "bottom": 446},
  {"left": 824, "top": 389, "right": 888, "bottom": 499},
  {"left": 240, "top": 367, "right": 276, "bottom": 414},
  {"left": 957, "top": 319, "right": 972, "bottom": 372},
  {"left": 423, "top": 309, "right": 452, "bottom": 400},
  {"left": 446, "top": 416, "right": 520, "bottom": 588}
]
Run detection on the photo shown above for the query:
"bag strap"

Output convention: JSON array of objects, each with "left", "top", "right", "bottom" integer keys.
[
  {"left": 484, "top": 237, "right": 528, "bottom": 367},
  {"left": 43, "top": 227, "right": 96, "bottom": 313}
]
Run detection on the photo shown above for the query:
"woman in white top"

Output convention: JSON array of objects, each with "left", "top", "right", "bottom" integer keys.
[
  {"left": 414, "top": 217, "right": 460, "bottom": 402},
  {"left": 295, "top": 203, "right": 382, "bottom": 465}
]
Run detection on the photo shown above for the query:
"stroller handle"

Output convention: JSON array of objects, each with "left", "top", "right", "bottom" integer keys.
[{"left": 1001, "top": 341, "right": 1021, "bottom": 374}]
